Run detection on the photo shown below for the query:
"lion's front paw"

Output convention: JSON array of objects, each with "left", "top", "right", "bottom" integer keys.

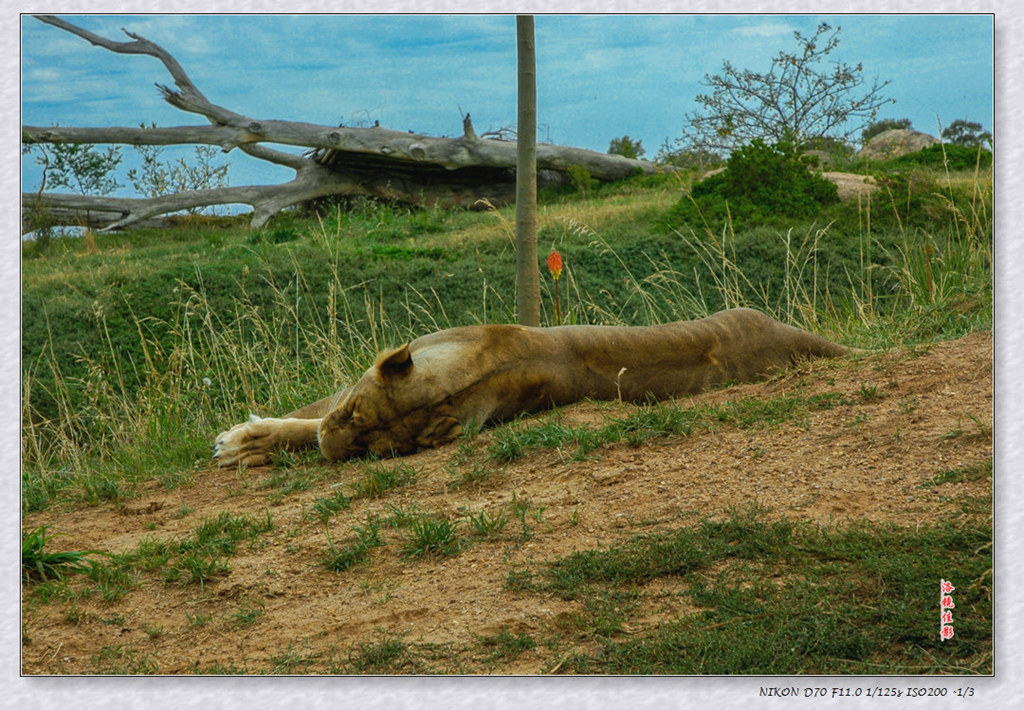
[{"left": 212, "top": 414, "right": 278, "bottom": 468}]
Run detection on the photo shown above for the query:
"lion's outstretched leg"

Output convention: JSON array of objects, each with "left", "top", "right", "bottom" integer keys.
[{"left": 213, "top": 415, "right": 322, "bottom": 468}]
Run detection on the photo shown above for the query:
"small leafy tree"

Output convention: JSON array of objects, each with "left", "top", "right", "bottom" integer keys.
[
  {"left": 25, "top": 136, "right": 122, "bottom": 251},
  {"left": 608, "top": 135, "right": 645, "bottom": 159},
  {"left": 128, "top": 144, "right": 172, "bottom": 199},
  {"left": 565, "top": 164, "right": 595, "bottom": 194},
  {"left": 31, "top": 139, "right": 123, "bottom": 196},
  {"left": 683, "top": 23, "right": 894, "bottom": 154},
  {"left": 941, "top": 119, "right": 993, "bottom": 150},
  {"left": 127, "top": 124, "right": 230, "bottom": 214}
]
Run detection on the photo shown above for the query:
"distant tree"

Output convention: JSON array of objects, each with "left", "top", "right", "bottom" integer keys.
[
  {"left": 608, "top": 135, "right": 645, "bottom": 159},
  {"left": 942, "top": 119, "right": 993, "bottom": 149},
  {"left": 683, "top": 23, "right": 894, "bottom": 154},
  {"left": 861, "top": 118, "right": 913, "bottom": 144},
  {"left": 655, "top": 137, "right": 723, "bottom": 171}
]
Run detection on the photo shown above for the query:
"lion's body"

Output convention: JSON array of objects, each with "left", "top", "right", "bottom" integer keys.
[{"left": 214, "top": 308, "right": 855, "bottom": 467}]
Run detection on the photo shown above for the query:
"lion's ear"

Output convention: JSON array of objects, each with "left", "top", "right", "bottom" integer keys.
[
  {"left": 377, "top": 344, "right": 413, "bottom": 377},
  {"left": 347, "top": 396, "right": 366, "bottom": 426}
]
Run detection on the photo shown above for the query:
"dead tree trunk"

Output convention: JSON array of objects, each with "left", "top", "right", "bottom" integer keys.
[{"left": 22, "top": 15, "right": 668, "bottom": 232}]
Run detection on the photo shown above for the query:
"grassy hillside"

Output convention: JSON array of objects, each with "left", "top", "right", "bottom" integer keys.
[{"left": 21, "top": 157, "right": 992, "bottom": 512}]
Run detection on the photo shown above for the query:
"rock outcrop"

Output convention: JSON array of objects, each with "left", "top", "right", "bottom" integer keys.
[{"left": 857, "top": 129, "right": 939, "bottom": 160}]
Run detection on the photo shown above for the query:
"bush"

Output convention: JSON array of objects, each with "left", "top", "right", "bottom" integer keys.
[
  {"left": 608, "top": 136, "right": 645, "bottom": 159},
  {"left": 667, "top": 139, "right": 839, "bottom": 230},
  {"left": 892, "top": 143, "right": 992, "bottom": 172}
]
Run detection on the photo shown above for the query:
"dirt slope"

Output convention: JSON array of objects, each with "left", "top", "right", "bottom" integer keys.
[{"left": 21, "top": 332, "right": 993, "bottom": 675}]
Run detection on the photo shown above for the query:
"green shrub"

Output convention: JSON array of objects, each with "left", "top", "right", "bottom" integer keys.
[
  {"left": 667, "top": 139, "right": 839, "bottom": 230},
  {"left": 399, "top": 515, "right": 463, "bottom": 559},
  {"left": 892, "top": 143, "right": 992, "bottom": 172}
]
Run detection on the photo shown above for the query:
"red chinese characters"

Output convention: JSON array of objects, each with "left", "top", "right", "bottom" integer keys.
[{"left": 940, "top": 579, "right": 956, "bottom": 641}]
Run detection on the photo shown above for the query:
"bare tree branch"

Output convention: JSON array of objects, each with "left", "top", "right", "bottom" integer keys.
[{"left": 25, "top": 15, "right": 665, "bottom": 231}]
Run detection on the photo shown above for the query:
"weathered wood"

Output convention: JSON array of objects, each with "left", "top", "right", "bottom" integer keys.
[
  {"left": 25, "top": 15, "right": 667, "bottom": 231},
  {"left": 24, "top": 161, "right": 527, "bottom": 233}
]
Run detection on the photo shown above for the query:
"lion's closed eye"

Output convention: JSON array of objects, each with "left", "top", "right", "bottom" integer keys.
[{"left": 415, "top": 416, "right": 461, "bottom": 448}]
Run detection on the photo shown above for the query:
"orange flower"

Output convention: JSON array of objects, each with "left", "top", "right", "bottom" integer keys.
[
  {"left": 547, "top": 250, "right": 563, "bottom": 280},
  {"left": 547, "top": 250, "right": 564, "bottom": 325}
]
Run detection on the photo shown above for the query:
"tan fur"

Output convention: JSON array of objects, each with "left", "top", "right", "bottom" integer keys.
[{"left": 213, "top": 308, "right": 855, "bottom": 467}]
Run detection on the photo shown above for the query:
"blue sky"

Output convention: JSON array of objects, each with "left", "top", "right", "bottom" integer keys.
[{"left": 20, "top": 13, "right": 994, "bottom": 194}]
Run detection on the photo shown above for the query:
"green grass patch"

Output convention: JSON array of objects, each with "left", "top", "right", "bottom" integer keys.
[
  {"left": 226, "top": 599, "right": 266, "bottom": 628},
  {"left": 488, "top": 414, "right": 608, "bottom": 462},
  {"left": 488, "top": 392, "right": 856, "bottom": 462},
  {"left": 382, "top": 502, "right": 425, "bottom": 529},
  {"left": 399, "top": 514, "right": 464, "bottom": 559},
  {"left": 344, "top": 633, "right": 421, "bottom": 674},
  {"left": 179, "top": 510, "right": 274, "bottom": 556},
  {"left": 21, "top": 525, "right": 111, "bottom": 583},
  {"left": 82, "top": 555, "right": 141, "bottom": 601},
  {"left": 477, "top": 627, "right": 537, "bottom": 664},
  {"left": 259, "top": 467, "right": 315, "bottom": 496},
  {"left": 918, "top": 459, "right": 993, "bottom": 489},
  {"left": 87, "top": 643, "right": 159, "bottom": 675},
  {"left": 520, "top": 507, "right": 991, "bottom": 675},
  {"left": 167, "top": 552, "right": 230, "bottom": 588},
  {"left": 465, "top": 508, "right": 509, "bottom": 539},
  {"left": 322, "top": 517, "right": 385, "bottom": 572},
  {"left": 159, "top": 510, "right": 273, "bottom": 588},
  {"left": 445, "top": 441, "right": 497, "bottom": 490},
  {"left": 349, "top": 461, "right": 420, "bottom": 499},
  {"left": 508, "top": 491, "right": 548, "bottom": 541},
  {"left": 26, "top": 506, "right": 298, "bottom": 601},
  {"left": 267, "top": 645, "right": 323, "bottom": 674},
  {"left": 308, "top": 489, "right": 352, "bottom": 522}
]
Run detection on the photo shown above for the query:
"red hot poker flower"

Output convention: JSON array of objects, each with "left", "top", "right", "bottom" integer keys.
[{"left": 547, "top": 250, "right": 563, "bottom": 280}]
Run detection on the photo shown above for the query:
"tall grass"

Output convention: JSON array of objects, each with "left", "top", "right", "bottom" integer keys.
[
  {"left": 21, "top": 219, "right": 461, "bottom": 509},
  {"left": 21, "top": 170, "right": 991, "bottom": 512},
  {"left": 656, "top": 165, "right": 991, "bottom": 342}
]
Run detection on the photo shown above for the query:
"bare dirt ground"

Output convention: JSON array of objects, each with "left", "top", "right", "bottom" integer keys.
[{"left": 21, "top": 332, "right": 993, "bottom": 675}]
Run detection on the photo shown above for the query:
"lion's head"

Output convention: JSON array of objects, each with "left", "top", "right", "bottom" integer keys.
[{"left": 317, "top": 343, "right": 463, "bottom": 460}]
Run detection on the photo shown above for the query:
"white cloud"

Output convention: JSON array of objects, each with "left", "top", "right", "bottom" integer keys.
[{"left": 731, "top": 21, "right": 797, "bottom": 39}]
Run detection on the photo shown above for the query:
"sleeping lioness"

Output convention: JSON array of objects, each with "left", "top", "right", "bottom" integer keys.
[{"left": 213, "top": 308, "right": 856, "bottom": 467}]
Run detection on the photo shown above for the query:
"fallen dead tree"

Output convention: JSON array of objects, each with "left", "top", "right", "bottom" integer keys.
[{"left": 22, "top": 15, "right": 665, "bottom": 231}]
